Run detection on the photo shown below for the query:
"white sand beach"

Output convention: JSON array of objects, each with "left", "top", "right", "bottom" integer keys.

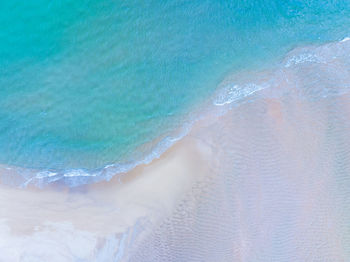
[
  {"left": 0, "top": 125, "right": 214, "bottom": 261},
  {"left": 1, "top": 88, "right": 350, "bottom": 261},
  {"left": 1, "top": 39, "right": 350, "bottom": 261}
]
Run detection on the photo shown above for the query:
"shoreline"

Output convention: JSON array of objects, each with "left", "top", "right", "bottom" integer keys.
[
  {"left": 0, "top": 36, "right": 349, "bottom": 189},
  {"left": 0, "top": 123, "right": 215, "bottom": 260},
  {"left": 1, "top": 36, "right": 350, "bottom": 260}
]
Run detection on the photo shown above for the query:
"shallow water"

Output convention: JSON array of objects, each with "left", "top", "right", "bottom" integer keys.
[
  {"left": 2, "top": 1, "right": 350, "bottom": 261},
  {"left": 1, "top": 37, "right": 350, "bottom": 262},
  {"left": 1, "top": 0, "right": 350, "bottom": 186},
  {"left": 127, "top": 38, "right": 350, "bottom": 261}
]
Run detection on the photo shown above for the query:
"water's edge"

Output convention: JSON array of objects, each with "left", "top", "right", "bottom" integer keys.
[{"left": 1, "top": 36, "right": 349, "bottom": 188}]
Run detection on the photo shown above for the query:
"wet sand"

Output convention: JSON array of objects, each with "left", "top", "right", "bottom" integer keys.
[
  {"left": 1, "top": 39, "right": 350, "bottom": 261},
  {"left": 1, "top": 89, "right": 350, "bottom": 261},
  {"left": 0, "top": 128, "right": 213, "bottom": 261}
]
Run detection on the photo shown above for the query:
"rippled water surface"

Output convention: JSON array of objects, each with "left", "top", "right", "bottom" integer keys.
[
  {"left": 1, "top": 1, "right": 350, "bottom": 261},
  {"left": 127, "top": 38, "right": 350, "bottom": 262},
  {"left": 0, "top": 1, "right": 350, "bottom": 185},
  {"left": 1, "top": 38, "right": 350, "bottom": 261}
]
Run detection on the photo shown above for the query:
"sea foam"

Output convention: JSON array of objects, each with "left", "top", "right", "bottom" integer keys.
[{"left": 1, "top": 37, "right": 350, "bottom": 188}]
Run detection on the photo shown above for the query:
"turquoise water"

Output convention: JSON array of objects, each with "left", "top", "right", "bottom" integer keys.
[{"left": 0, "top": 1, "right": 350, "bottom": 183}]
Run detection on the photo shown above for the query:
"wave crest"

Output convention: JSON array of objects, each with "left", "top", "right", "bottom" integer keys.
[{"left": 1, "top": 36, "right": 350, "bottom": 188}]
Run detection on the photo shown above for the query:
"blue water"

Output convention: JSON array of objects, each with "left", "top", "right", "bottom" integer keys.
[{"left": 0, "top": 0, "right": 350, "bottom": 184}]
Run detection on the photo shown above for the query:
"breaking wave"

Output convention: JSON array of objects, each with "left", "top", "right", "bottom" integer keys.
[{"left": 1, "top": 36, "right": 349, "bottom": 188}]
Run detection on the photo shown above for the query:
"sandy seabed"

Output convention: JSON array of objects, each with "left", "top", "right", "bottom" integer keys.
[
  {"left": 0, "top": 123, "right": 213, "bottom": 261},
  {"left": 1, "top": 39, "right": 350, "bottom": 261}
]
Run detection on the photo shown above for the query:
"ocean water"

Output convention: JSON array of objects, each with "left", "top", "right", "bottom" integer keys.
[
  {"left": 1, "top": 38, "right": 350, "bottom": 261},
  {"left": 2, "top": 1, "right": 350, "bottom": 261},
  {"left": 0, "top": 1, "right": 350, "bottom": 185},
  {"left": 128, "top": 38, "right": 350, "bottom": 261}
]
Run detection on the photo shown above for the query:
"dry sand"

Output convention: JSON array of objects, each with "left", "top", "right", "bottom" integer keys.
[
  {"left": 1, "top": 88, "right": 350, "bottom": 261},
  {"left": 0, "top": 127, "right": 213, "bottom": 261},
  {"left": 2, "top": 39, "right": 350, "bottom": 260}
]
